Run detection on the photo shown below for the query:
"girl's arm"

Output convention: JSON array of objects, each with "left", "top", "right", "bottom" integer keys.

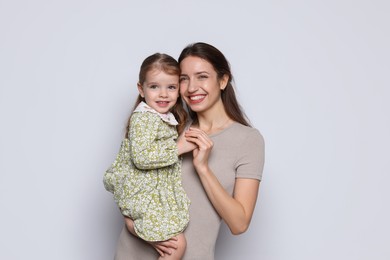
[
  {"left": 129, "top": 112, "right": 178, "bottom": 169},
  {"left": 184, "top": 127, "right": 263, "bottom": 235}
]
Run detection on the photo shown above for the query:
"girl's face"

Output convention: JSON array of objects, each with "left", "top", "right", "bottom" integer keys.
[
  {"left": 179, "top": 56, "right": 227, "bottom": 114},
  {"left": 138, "top": 69, "right": 179, "bottom": 114}
]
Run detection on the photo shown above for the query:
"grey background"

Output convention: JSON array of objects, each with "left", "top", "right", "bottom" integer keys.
[{"left": 1, "top": 0, "right": 389, "bottom": 259}]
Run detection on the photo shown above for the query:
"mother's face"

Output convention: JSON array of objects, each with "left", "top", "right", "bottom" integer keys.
[{"left": 179, "top": 56, "right": 228, "bottom": 114}]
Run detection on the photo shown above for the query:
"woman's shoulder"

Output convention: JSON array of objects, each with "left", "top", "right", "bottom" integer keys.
[
  {"left": 226, "top": 122, "right": 264, "bottom": 141},
  {"left": 212, "top": 122, "right": 264, "bottom": 152}
]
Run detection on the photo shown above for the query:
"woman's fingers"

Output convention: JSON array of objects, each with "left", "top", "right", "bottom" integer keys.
[
  {"left": 149, "top": 242, "right": 169, "bottom": 256},
  {"left": 184, "top": 128, "right": 214, "bottom": 172},
  {"left": 149, "top": 237, "right": 179, "bottom": 256},
  {"left": 158, "top": 239, "right": 178, "bottom": 249},
  {"left": 155, "top": 247, "right": 165, "bottom": 257},
  {"left": 184, "top": 128, "right": 213, "bottom": 151},
  {"left": 185, "top": 128, "right": 213, "bottom": 148}
]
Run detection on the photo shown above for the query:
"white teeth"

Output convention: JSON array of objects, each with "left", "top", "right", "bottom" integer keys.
[{"left": 189, "top": 95, "right": 205, "bottom": 100}]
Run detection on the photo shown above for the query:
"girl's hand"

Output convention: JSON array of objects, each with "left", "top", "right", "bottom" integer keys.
[
  {"left": 184, "top": 127, "right": 213, "bottom": 173},
  {"left": 177, "top": 129, "right": 197, "bottom": 156},
  {"left": 124, "top": 217, "right": 178, "bottom": 257}
]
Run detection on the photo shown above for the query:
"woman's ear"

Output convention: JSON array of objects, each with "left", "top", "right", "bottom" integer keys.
[
  {"left": 219, "top": 74, "right": 229, "bottom": 91},
  {"left": 137, "top": 83, "right": 144, "bottom": 98}
]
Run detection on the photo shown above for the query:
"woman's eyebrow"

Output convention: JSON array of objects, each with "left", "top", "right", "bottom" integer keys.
[
  {"left": 195, "top": 71, "right": 209, "bottom": 75},
  {"left": 180, "top": 71, "right": 209, "bottom": 77}
]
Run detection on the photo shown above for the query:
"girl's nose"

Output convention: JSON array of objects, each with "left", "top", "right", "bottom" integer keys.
[{"left": 159, "top": 87, "right": 168, "bottom": 97}]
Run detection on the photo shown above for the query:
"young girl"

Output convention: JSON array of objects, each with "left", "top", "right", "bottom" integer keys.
[{"left": 104, "top": 53, "right": 193, "bottom": 259}]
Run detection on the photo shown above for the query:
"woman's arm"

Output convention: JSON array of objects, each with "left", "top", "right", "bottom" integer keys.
[
  {"left": 195, "top": 171, "right": 259, "bottom": 234},
  {"left": 184, "top": 127, "right": 261, "bottom": 235}
]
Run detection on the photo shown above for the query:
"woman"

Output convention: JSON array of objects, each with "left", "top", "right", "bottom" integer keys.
[{"left": 114, "top": 42, "right": 265, "bottom": 260}]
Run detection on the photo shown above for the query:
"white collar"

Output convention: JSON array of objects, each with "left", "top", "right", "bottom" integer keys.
[{"left": 134, "top": 101, "right": 178, "bottom": 126}]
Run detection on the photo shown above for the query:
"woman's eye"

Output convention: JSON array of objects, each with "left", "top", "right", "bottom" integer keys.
[
  {"left": 199, "top": 75, "right": 208, "bottom": 79},
  {"left": 179, "top": 76, "right": 188, "bottom": 82}
]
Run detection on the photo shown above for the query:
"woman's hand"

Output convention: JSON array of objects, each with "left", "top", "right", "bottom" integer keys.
[
  {"left": 184, "top": 127, "right": 213, "bottom": 173},
  {"left": 124, "top": 217, "right": 178, "bottom": 257},
  {"left": 147, "top": 237, "right": 179, "bottom": 257},
  {"left": 124, "top": 216, "right": 137, "bottom": 236}
]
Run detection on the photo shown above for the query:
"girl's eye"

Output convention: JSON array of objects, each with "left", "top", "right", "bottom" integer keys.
[
  {"left": 168, "top": 85, "right": 177, "bottom": 90},
  {"left": 149, "top": 85, "right": 158, "bottom": 89}
]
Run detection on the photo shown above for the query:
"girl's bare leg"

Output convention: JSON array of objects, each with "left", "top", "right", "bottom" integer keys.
[{"left": 158, "top": 233, "right": 186, "bottom": 260}]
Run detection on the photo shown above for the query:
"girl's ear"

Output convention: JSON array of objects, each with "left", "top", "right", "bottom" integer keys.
[
  {"left": 219, "top": 74, "right": 229, "bottom": 91},
  {"left": 137, "top": 83, "right": 144, "bottom": 98}
]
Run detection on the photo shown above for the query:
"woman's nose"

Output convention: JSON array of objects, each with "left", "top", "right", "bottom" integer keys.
[{"left": 187, "top": 79, "right": 198, "bottom": 93}]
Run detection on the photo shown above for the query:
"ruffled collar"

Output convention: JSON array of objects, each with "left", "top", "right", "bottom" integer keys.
[{"left": 134, "top": 101, "right": 178, "bottom": 126}]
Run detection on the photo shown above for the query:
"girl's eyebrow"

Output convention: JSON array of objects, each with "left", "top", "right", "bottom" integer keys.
[
  {"left": 146, "top": 82, "right": 159, "bottom": 85},
  {"left": 147, "top": 82, "right": 179, "bottom": 86}
]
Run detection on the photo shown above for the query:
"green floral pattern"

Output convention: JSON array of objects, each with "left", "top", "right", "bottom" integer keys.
[{"left": 104, "top": 111, "right": 190, "bottom": 242}]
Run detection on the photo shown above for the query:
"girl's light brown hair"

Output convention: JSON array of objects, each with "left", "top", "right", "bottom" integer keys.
[
  {"left": 125, "top": 53, "right": 187, "bottom": 137},
  {"left": 178, "top": 42, "right": 251, "bottom": 127}
]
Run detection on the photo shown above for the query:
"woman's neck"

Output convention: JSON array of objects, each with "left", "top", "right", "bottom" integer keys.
[{"left": 195, "top": 106, "right": 233, "bottom": 135}]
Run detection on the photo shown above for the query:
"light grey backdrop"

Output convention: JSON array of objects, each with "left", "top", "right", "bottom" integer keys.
[{"left": 1, "top": 0, "right": 389, "bottom": 259}]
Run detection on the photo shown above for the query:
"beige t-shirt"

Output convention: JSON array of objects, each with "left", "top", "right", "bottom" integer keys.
[{"left": 114, "top": 122, "right": 265, "bottom": 260}]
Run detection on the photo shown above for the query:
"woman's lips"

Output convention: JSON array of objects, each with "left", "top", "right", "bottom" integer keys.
[{"left": 188, "top": 95, "right": 206, "bottom": 104}]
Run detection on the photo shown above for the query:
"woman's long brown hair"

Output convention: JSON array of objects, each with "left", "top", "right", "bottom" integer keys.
[
  {"left": 125, "top": 53, "right": 187, "bottom": 138},
  {"left": 178, "top": 42, "right": 251, "bottom": 127}
]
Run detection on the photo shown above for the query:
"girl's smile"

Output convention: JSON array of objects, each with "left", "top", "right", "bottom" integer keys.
[{"left": 138, "top": 69, "right": 179, "bottom": 114}]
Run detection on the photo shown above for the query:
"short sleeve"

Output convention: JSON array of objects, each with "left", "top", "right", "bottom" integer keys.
[{"left": 235, "top": 128, "right": 265, "bottom": 181}]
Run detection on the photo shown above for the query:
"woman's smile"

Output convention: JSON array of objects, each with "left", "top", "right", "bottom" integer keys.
[
  {"left": 180, "top": 56, "right": 225, "bottom": 113},
  {"left": 188, "top": 94, "right": 206, "bottom": 103}
]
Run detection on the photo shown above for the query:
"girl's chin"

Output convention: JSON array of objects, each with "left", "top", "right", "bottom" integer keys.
[
  {"left": 156, "top": 109, "right": 170, "bottom": 114},
  {"left": 152, "top": 106, "right": 170, "bottom": 114}
]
